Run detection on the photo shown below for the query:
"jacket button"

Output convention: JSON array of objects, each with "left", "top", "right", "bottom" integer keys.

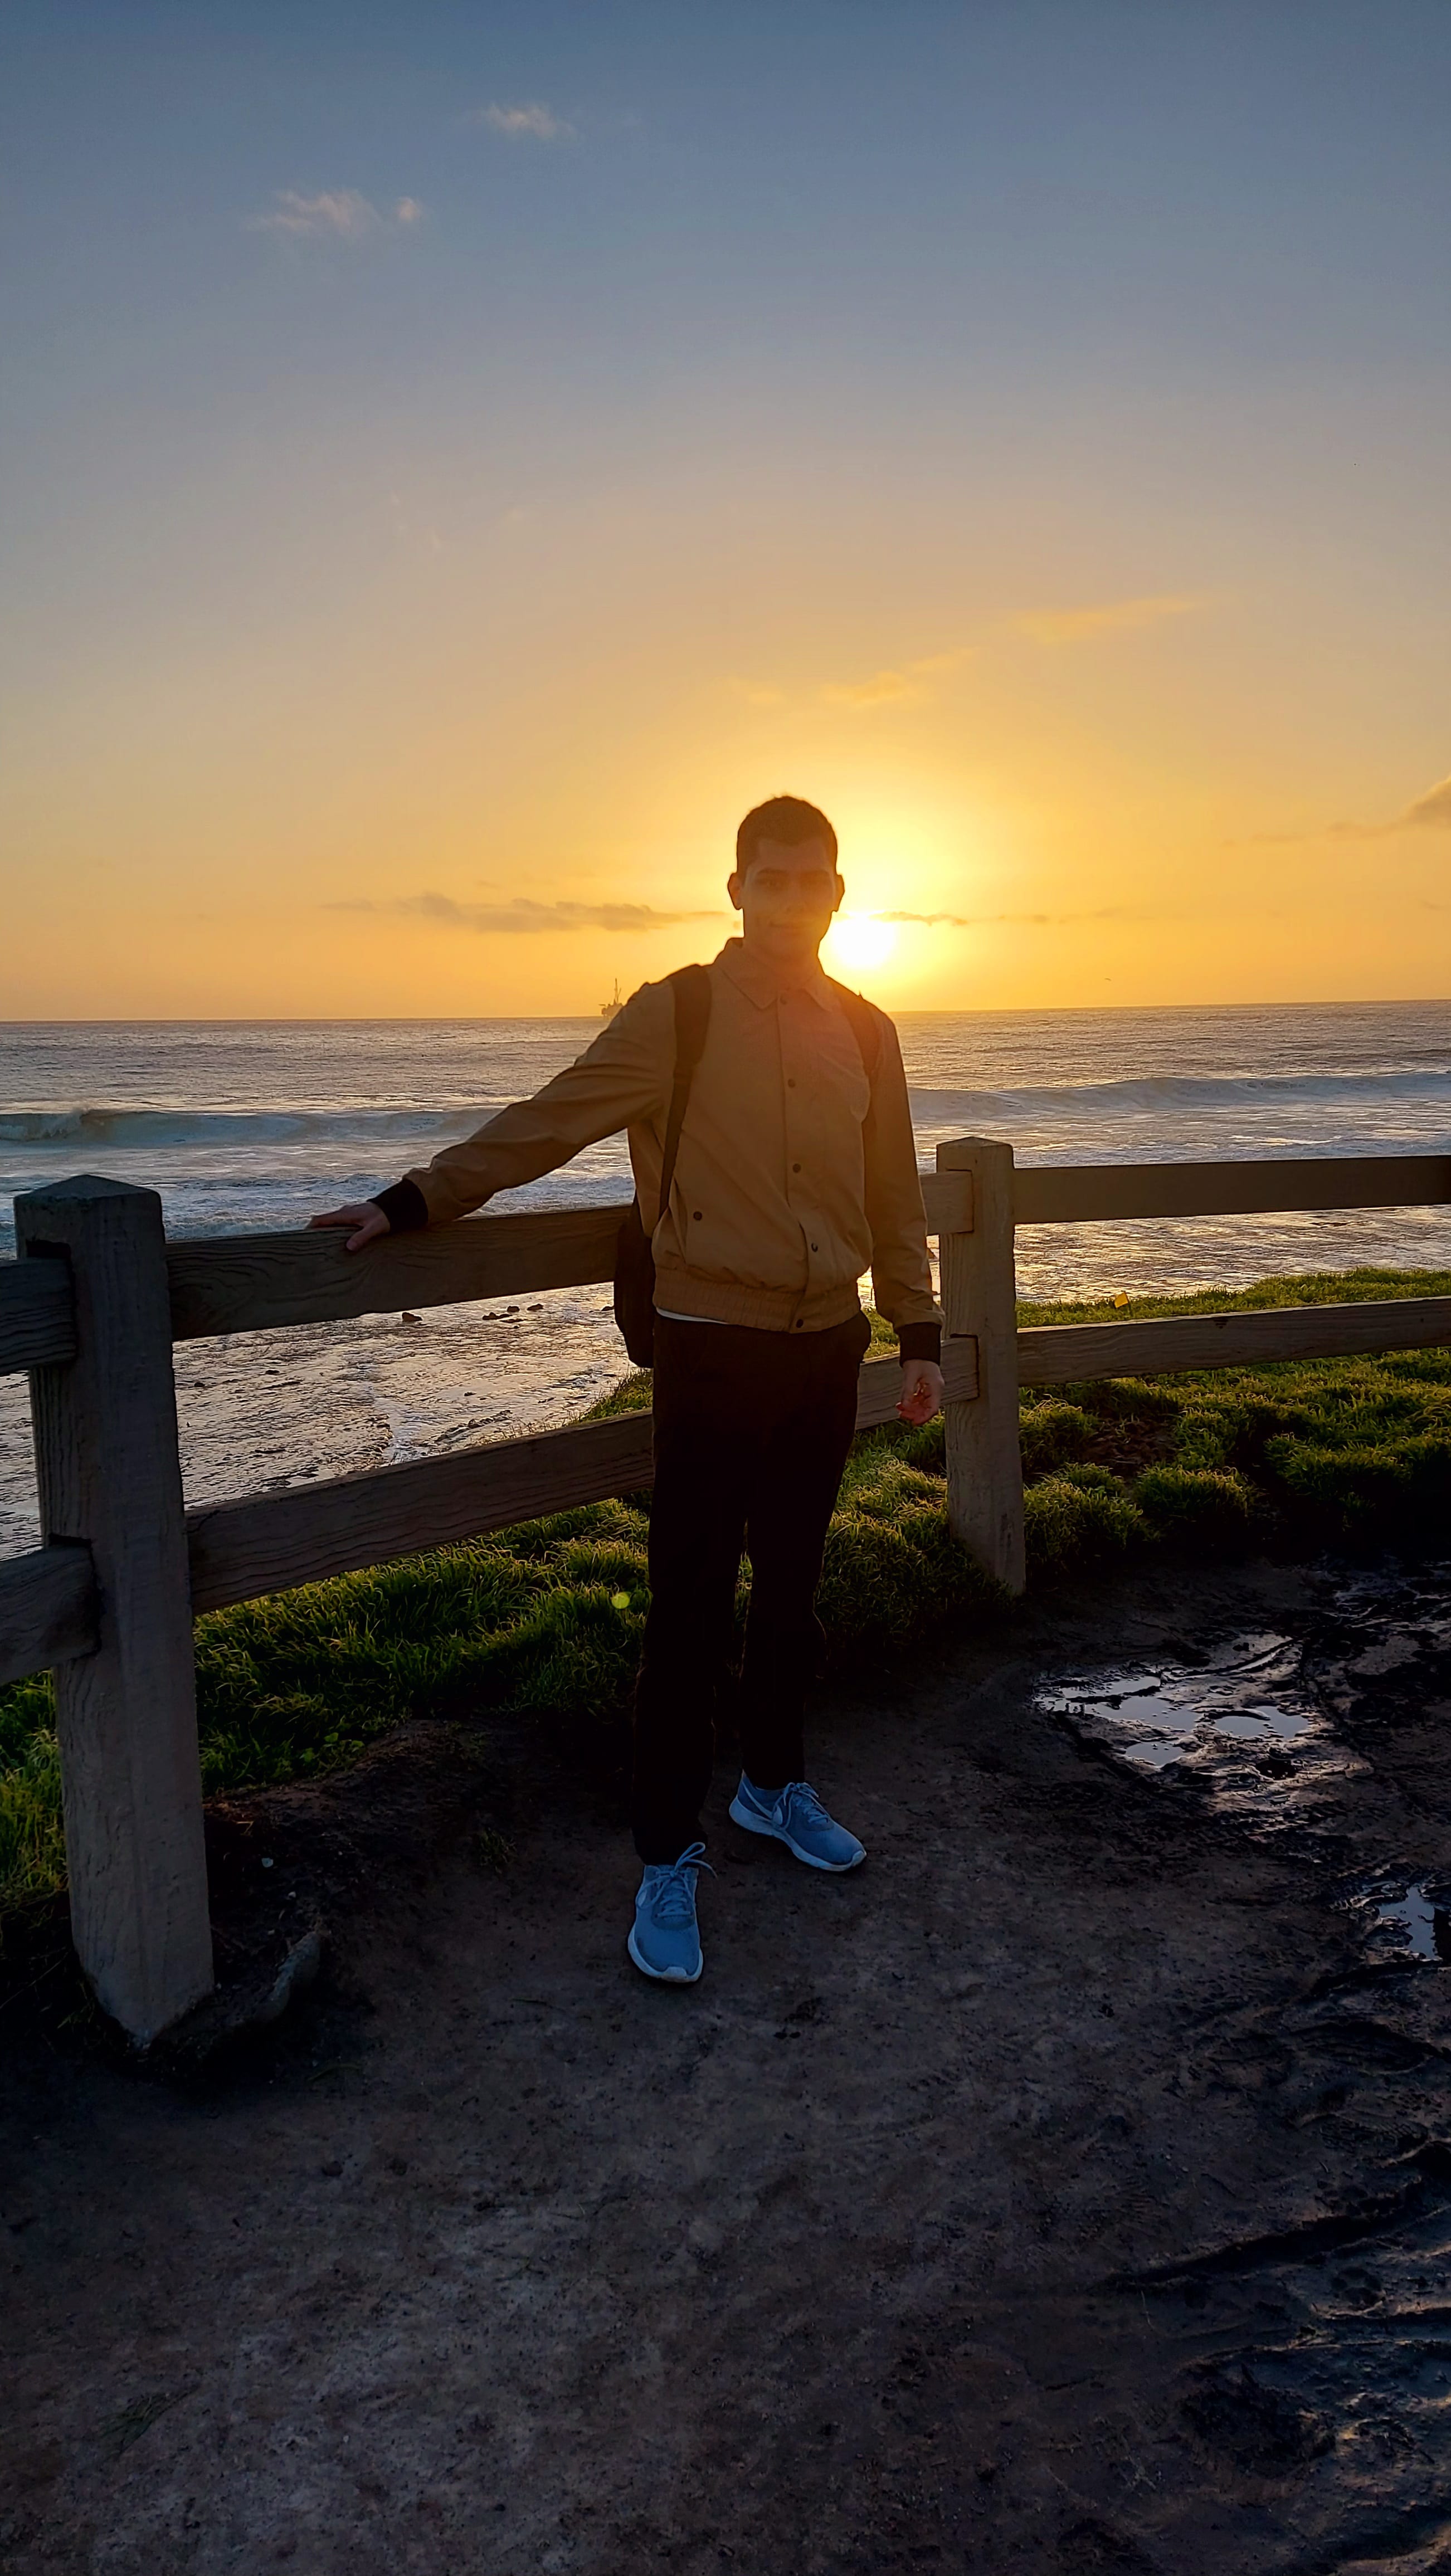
[
  {"left": 794, "top": 1319, "right": 804, "bottom": 1329},
  {"left": 792, "top": 1162, "right": 801, "bottom": 1173},
  {"left": 787, "top": 1078, "right": 796, "bottom": 1089},
  {"left": 810, "top": 1242, "right": 819, "bottom": 1252},
  {"left": 693, "top": 1210, "right": 703, "bottom": 1221}
]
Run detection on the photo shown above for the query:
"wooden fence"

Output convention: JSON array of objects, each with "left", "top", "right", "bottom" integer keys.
[{"left": 2, "top": 1141, "right": 1450, "bottom": 2042}]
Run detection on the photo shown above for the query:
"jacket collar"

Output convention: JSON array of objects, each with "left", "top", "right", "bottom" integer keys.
[{"left": 716, "top": 938, "right": 832, "bottom": 1012}]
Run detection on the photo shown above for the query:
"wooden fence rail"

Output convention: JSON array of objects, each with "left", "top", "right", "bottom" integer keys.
[
  {"left": 1011, "top": 1152, "right": 1451, "bottom": 1227},
  {"left": 0, "top": 1257, "right": 76, "bottom": 1374},
  {"left": 1018, "top": 1294, "right": 1451, "bottom": 1386},
  {"left": 2, "top": 1140, "right": 1449, "bottom": 2040},
  {"left": 0, "top": 1543, "right": 98, "bottom": 1686}
]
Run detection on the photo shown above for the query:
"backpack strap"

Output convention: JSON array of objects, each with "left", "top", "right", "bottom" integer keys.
[
  {"left": 826, "top": 978, "right": 884, "bottom": 1091},
  {"left": 657, "top": 963, "right": 712, "bottom": 1218}
]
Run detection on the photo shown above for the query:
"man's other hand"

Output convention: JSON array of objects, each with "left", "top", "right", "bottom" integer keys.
[
  {"left": 308, "top": 1202, "right": 392, "bottom": 1254},
  {"left": 897, "top": 1359, "right": 944, "bottom": 1427}
]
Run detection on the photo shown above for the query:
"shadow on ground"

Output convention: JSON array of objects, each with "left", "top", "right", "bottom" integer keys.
[{"left": 4, "top": 1552, "right": 1451, "bottom": 2574}]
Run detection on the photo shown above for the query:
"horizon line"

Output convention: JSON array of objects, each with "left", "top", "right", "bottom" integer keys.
[{"left": 2, "top": 996, "right": 1450, "bottom": 1029}]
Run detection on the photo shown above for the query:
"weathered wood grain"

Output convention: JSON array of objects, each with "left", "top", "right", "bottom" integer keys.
[
  {"left": 921, "top": 1169, "right": 973, "bottom": 1236},
  {"left": 938, "top": 1139, "right": 1026, "bottom": 1594},
  {"left": 939, "top": 1335, "right": 981, "bottom": 1408},
  {"left": 0, "top": 1258, "right": 76, "bottom": 1375},
  {"left": 16, "top": 1176, "right": 213, "bottom": 2043},
  {"left": 853, "top": 1355, "right": 907, "bottom": 1432},
  {"left": 1014, "top": 1154, "right": 1451, "bottom": 1228},
  {"left": 186, "top": 1409, "right": 658, "bottom": 1611},
  {"left": 1017, "top": 1294, "right": 1451, "bottom": 1386},
  {"left": 0, "top": 1544, "right": 98, "bottom": 1688},
  {"left": 166, "top": 1204, "right": 631, "bottom": 1341}
]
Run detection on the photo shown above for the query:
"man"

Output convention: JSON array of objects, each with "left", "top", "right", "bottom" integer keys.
[{"left": 312, "top": 795, "right": 943, "bottom": 1985}]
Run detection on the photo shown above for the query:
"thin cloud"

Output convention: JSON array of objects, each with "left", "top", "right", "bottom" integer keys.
[
  {"left": 246, "top": 189, "right": 423, "bottom": 240},
  {"left": 819, "top": 647, "right": 973, "bottom": 711},
  {"left": 875, "top": 910, "right": 976, "bottom": 926},
  {"left": 1402, "top": 772, "right": 1451, "bottom": 829},
  {"left": 1015, "top": 594, "right": 1204, "bottom": 646},
  {"left": 729, "top": 648, "right": 971, "bottom": 713},
  {"left": 875, "top": 906, "right": 1160, "bottom": 928},
  {"left": 820, "top": 669, "right": 919, "bottom": 710},
  {"left": 474, "top": 102, "right": 572, "bottom": 140},
  {"left": 1255, "top": 769, "right": 1451, "bottom": 843},
  {"left": 330, "top": 892, "right": 720, "bottom": 935}
]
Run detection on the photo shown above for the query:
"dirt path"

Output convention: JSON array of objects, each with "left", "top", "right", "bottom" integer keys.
[{"left": 4, "top": 1555, "right": 1451, "bottom": 2575}]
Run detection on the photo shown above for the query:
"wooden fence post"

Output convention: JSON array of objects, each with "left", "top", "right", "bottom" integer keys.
[
  {"left": 17, "top": 1176, "right": 212, "bottom": 2042},
  {"left": 936, "top": 1136, "right": 1025, "bottom": 1594}
]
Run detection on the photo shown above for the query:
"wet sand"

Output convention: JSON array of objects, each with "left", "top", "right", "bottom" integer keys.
[{"left": 4, "top": 1550, "right": 1451, "bottom": 2572}]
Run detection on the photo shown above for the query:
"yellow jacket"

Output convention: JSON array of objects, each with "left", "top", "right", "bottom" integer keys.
[{"left": 377, "top": 940, "right": 941, "bottom": 1350}]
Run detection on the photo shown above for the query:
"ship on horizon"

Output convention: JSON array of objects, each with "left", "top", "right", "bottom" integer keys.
[{"left": 599, "top": 979, "right": 624, "bottom": 1019}]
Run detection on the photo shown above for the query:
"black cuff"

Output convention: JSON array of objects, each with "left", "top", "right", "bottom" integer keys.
[
  {"left": 897, "top": 1321, "right": 942, "bottom": 1366},
  {"left": 372, "top": 1179, "right": 429, "bottom": 1233}
]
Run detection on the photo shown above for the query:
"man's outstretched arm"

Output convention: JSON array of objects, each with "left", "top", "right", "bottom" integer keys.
[{"left": 310, "top": 982, "right": 674, "bottom": 1250}]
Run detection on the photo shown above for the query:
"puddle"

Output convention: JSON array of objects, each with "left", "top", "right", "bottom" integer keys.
[
  {"left": 1213, "top": 1710, "right": 1313, "bottom": 1743},
  {"left": 1038, "top": 1559, "right": 1451, "bottom": 1968},
  {"left": 1351, "top": 1879, "right": 1451, "bottom": 1964},
  {"left": 1037, "top": 1630, "right": 1360, "bottom": 1817}
]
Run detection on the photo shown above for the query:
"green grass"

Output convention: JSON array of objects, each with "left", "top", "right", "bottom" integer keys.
[{"left": 4, "top": 1265, "right": 1450, "bottom": 1925}]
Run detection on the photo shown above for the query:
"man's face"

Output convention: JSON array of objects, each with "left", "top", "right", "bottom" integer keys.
[{"left": 728, "top": 836, "right": 844, "bottom": 963}]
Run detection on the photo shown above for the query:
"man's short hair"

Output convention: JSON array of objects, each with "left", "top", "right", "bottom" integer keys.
[{"left": 735, "top": 794, "right": 839, "bottom": 872}]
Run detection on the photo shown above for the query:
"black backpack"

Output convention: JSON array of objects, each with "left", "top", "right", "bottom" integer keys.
[{"left": 612, "top": 964, "right": 883, "bottom": 1368}]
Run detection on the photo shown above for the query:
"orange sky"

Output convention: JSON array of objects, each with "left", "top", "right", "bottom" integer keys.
[{"left": 3, "top": 4, "right": 1449, "bottom": 1017}]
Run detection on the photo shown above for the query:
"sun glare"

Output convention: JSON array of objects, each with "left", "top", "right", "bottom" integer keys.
[{"left": 827, "top": 915, "right": 899, "bottom": 973}]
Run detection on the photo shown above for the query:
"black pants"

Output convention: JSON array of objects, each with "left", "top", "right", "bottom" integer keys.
[{"left": 631, "top": 1309, "right": 871, "bottom": 1862}]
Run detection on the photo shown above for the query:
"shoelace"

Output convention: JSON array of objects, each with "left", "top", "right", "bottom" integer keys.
[
  {"left": 647, "top": 1841, "right": 714, "bottom": 1925},
  {"left": 778, "top": 1781, "right": 829, "bottom": 1827}
]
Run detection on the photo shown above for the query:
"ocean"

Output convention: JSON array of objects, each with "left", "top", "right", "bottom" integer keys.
[{"left": 3, "top": 1002, "right": 1449, "bottom": 1551}]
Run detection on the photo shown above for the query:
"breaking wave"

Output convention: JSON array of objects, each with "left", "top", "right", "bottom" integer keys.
[
  {"left": 905, "top": 1067, "right": 1451, "bottom": 1126},
  {"left": 0, "top": 1104, "right": 503, "bottom": 1153},
  {"left": 4, "top": 1066, "right": 1451, "bottom": 1160}
]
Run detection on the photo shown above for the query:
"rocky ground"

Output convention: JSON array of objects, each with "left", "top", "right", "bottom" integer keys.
[{"left": 3, "top": 1550, "right": 1451, "bottom": 2575}]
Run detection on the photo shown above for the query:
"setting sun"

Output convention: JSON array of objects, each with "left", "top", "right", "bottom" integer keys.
[
  {"left": 826, "top": 915, "right": 899, "bottom": 974},
  {"left": 2, "top": 1, "right": 1449, "bottom": 1028}
]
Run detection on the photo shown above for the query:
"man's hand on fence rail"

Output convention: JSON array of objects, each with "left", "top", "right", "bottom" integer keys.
[
  {"left": 308, "top": 1202, "right": 393, "bottom": 1253},
  {"left": 897, "top": 1360, "right": 944, "bottom": 1427}
]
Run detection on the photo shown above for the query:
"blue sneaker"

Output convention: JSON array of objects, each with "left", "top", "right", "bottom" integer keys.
[
  {"left": 728, "top": 1776, "right": 865, "bottom": 1872},
  {"left": 627, "top": 1842, "right": 713, "bottom": 1983}
]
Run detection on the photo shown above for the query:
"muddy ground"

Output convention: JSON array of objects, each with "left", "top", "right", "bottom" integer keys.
[{"left": 4, "top": 1552, "right": 1451, "bottom": 2576}]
